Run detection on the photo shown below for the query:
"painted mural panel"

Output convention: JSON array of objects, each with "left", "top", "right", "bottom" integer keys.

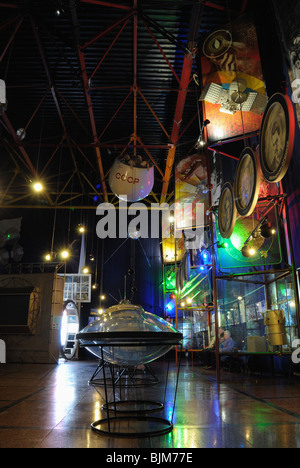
[
  {"left": 199, "top": 17, "right": 267, "bottom": 142},
  {"left": 273, "top": 0, "right": 300, "bottom": 127}
]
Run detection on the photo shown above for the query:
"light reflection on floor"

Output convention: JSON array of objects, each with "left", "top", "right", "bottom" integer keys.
[{"left": 1, "top": 359, "right": 300, "bottom": 447}]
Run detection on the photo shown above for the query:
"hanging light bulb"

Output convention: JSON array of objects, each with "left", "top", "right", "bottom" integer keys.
[
  {"left": 32, "top": 181, "right": 43, "bottom": 192},
  {"left": 61, "top": 250, "right": 70, "bottom": 259}
]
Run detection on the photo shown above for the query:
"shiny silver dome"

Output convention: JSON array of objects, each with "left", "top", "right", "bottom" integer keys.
[{"left": 77, "top": 302, "right": 182, "bottom": 366}]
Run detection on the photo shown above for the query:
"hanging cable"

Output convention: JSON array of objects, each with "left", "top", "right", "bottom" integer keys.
[{"left": 50, "top": 146, "right": 63, "bottom": 257}]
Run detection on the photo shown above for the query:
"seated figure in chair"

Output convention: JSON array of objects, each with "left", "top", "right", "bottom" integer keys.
[
  {"left": 219, "top": 330, "right": 235, "bottom": 353},
  {"left": 219, "top": 330, "right": 236, "bottom": 366}
]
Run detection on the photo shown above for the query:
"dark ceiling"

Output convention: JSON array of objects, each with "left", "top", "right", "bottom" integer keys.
[{"left": 0, "top": 0, "right": 249, "bottom": 212}]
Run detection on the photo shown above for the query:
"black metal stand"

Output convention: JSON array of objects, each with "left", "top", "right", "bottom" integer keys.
[
  {"left": 90, "top": 344, "right": 182, "bottom": 437},
  {"left": 89, "top": 360, "right": 159, "bottom": 388},
  {"left": 77, "top": 330, "right": 183, "bottom": 437}
]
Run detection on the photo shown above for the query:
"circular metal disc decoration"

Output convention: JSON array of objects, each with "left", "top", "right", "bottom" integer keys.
[
  {"left": 203, "top": 29, "right": 232, "bottom": 59},
  {"left": 218, "top": 182, "right": 237, "bottom": 239},
  {"left": 234, "top": 147, "right": 260, "bottom": 217},
  {"left": 259, "top": 93, "right": 295, "bottom": 183}
]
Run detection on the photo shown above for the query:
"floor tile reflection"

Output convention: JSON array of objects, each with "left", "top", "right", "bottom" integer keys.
[{"left": 1, "top": 360, "right": 300, "bottom": 447}]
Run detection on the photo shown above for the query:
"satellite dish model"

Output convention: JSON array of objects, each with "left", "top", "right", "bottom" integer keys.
[
  {"left": 77, "top": 302, "right": 182, "bottom": 366},
  {"left": 234, "top": 147, "right": 261, "bottom": 217},
  {"left": 218, "top": 182, "right": 237, "bottom": 239},
  {"left": 108, "top": 155, "right": 154, "bottom": 202},
  {"left": 259, "top": 93, "right": 295, "bottom": 183}
]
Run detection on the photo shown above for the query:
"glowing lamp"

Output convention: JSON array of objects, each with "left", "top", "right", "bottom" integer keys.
[
  {"left": 260, "top": 221, "right": 275, "bottom": 238},
  {"left": 33, "top": 182, "right": 43, "bottom": 192},
  {"left": 61, "top": 250, "right": 69, "bottom": 259},
  {"left": 241, "top": 245, "right": 256, "bottom": 257},
  {"left": 218, "top": 242, "right": 229, "bottom": 249}
]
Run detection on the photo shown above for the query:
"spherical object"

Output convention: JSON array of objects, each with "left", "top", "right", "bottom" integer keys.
[{"left": 108, "top": 158, "right": 154, "bottom": 202}]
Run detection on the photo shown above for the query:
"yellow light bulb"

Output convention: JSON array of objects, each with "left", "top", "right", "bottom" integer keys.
[
  {"left": 61, "top": 250, "right": 69, "bottom": 259},
  {"left": 33, "top": 182, "right": 43, "bottom": 192}
]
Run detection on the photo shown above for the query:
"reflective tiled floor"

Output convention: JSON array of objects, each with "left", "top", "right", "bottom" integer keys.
[{"left": 1, "top": 358, "right": 300, "bottom": 448}]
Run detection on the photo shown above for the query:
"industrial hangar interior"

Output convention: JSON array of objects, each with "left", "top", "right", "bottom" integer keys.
[{"left": 0, "top": 0, "right": 300, "bottom": 450}]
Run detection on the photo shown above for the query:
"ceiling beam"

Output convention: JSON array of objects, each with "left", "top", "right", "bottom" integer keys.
[
  {"left": 30, "top": 15, "right": 85, "bottom": 195},
  {"left": 160, "top": 1, "right": 205, "bottom": 203},
  {"left": 80, "top": 0, "right": 132, "bottom": 11},
  {"left": 160, "top": 51, "right": 194, "bottom": 203},
  {"left": 1, "top": 113, "right": 38, "bottom": 176},
  {"left": 69, "top": 0, "right": 109, "bottom": 202},
  {"left": 0, "top": 3, "right": 18, "bottom": 8},
  {"left": 78, "top": 49, "right": 109, "bottom": 202}
]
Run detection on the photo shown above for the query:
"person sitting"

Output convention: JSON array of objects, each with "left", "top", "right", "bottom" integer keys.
[
  {"left": 219, "top": 331, "right": 236, "bottom": 368},
  {"left": 219, "top": 330, "right": 235, "bottom": 353}
]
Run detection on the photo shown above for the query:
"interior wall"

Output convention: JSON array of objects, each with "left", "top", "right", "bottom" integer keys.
[{"left": 0, "top": 273, "right": 64, "bottom": 364}]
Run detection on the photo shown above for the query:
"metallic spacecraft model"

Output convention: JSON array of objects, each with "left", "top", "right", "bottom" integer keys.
[
  {"left": 199, "top": 78, "right": 268, "bottom": 115},
  {"left": 77, "top": 302, "right": 182, "bottom": 366},
  {"left": 108, "top": 156, "right": 154, "bottom": 202}
]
